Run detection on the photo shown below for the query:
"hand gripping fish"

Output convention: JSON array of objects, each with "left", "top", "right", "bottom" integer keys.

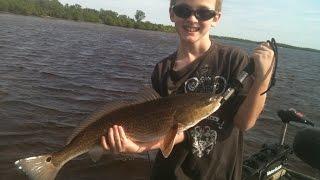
[{"left": 15, "top": 88, "right": 222, "bottom": 180}]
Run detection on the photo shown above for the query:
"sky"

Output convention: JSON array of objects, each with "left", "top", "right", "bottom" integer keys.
[{"left": 59, "top": 0, "right": 320, "bottom": 50}]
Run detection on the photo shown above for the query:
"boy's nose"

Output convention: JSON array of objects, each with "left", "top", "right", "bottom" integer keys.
[{"left": 186, "top": 14, "right": 198, "bottom": 22}]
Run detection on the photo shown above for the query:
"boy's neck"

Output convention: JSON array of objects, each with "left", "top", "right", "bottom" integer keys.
[
  {"left": 173, "top": 38, "right": 212, "bottom": 71},
  {"left": 177, "top": 38, "right": 212, "bottom": 62}
]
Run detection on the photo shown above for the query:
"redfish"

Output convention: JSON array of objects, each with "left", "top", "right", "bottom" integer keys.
[{"left": 15, "top": 88, "right": 222, "bottom": 180}]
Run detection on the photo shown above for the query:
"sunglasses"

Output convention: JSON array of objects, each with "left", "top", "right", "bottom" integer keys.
[{"left": 172, "top": 4, "right": 217, "bottom": 21}]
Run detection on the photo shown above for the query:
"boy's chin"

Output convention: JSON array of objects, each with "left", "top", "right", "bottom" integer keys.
[{"left": 180, "top": 36, "right": 201, "bottom": 44}]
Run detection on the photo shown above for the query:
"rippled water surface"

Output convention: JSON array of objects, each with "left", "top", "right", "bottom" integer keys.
[{"left": 0, "top": 13, "right": 319, "bottom": 179}]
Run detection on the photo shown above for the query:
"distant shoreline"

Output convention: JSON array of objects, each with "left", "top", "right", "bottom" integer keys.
[
  {"left": 212, "top": 35, "right": 320, "bottom": 53},
  {"left": 1, "top": 11, "right": 319, "bottom": 53}
]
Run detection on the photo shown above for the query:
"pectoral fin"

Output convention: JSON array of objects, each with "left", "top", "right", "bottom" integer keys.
[{"left": 159, "top": 124, "right": 178, "bottom": 158}]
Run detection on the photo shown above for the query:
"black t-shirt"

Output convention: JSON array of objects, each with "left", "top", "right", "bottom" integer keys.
[{"left": 150, "top": 41, "right": 253, "bottom": 180}]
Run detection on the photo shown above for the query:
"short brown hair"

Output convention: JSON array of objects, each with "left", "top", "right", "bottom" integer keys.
[{"left": 170, "top": 0, "right": 223, "bottom": 12}]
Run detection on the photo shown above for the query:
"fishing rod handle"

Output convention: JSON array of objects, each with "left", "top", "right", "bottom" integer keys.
[
  {"left": 221, "top": 59, "right": 254, "bottom": 103},
  {"left": 242, "top": 58, "right": 255, "bottom": 77},
  {"left": 232, "top": 58, "right": 255, "bottom": 89},
  {"left": 233, "top": 58, "right": 255, "bottom": 88}
]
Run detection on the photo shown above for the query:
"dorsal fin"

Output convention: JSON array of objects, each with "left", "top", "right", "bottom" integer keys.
[
  {"left": 66, "top": 101, "right": 129, "bottom": 145},
  {"left": 66, "top": 87, "right": 161, "bottom": 145},
  {"left": 133, "top": 86, "right": 161, "bottom": 104}
]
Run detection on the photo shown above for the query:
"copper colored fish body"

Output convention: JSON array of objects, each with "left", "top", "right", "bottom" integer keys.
[{"left": 15, "top": 90, "right": 222, "bottom": 180}]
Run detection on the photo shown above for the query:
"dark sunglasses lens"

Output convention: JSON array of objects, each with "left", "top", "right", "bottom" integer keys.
[
  {"left": 196, "top": 9, "right": 216, "bottom": 21},
  {"left": 173, "top": 5, "right": 192, "bottom": 19}
]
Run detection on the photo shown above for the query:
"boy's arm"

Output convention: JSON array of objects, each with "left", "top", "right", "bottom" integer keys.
[{"left": 233, "top": 42, "right": 274, "bottom": 131}]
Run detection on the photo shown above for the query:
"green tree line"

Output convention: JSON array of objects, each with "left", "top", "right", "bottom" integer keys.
[{"left": 0, "top": 0, "right": 175, "bottom": 33}]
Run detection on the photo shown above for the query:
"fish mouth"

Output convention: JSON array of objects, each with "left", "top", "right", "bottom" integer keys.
[{"left": 209, "top": 96, "right": 223, "bottom": 102}]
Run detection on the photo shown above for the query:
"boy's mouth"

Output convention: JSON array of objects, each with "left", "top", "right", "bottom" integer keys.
[{"left": 183, "top": 25, "right": 200, "bottom": 32}]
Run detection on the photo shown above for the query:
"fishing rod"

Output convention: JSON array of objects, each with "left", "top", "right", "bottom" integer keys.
[{"left": 221, "top": 38, "right": 279, "bottom": 103}]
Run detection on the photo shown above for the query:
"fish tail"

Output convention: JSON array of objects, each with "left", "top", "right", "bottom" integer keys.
[{"left": 15, "top": 154, "right": 61, "bottom": 180}]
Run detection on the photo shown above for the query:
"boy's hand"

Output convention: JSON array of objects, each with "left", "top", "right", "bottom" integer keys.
[
  {"left": 251, "top": 42, "right": 275, "bottom": 84},
  {"left": 100, "top": 125, "right": 161, "bottom": 154},
  {"left": 100, "top": 125, "right": 186, "bottom": 154}
]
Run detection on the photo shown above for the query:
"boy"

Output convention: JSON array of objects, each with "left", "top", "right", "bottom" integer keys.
[{"left": 101, "top": 0, "right": 274, "bottom": 179}]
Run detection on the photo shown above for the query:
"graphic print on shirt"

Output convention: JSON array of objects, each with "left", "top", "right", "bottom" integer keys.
[
  {"left": 184, "top": 64, "right": 227, "bottom": 158},
  {"left": 190, "top": 126, "right": 218, "bottom": 158}
]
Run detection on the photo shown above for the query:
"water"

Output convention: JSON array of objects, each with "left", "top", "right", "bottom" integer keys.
[{"left": 0, "top": 13, "right": 319, "bottom": 179}]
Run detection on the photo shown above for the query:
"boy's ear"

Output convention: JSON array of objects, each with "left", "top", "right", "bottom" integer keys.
[
  {"left": 211, "top": 12, "right": 222, "bottom": 27},
  {"left": 169, "top": 8, "right": 175, "bottom": 22}
]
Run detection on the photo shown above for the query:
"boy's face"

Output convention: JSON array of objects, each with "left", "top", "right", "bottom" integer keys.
[{"left": 170, "top": 0, "right": 221, "bottom": 44}]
